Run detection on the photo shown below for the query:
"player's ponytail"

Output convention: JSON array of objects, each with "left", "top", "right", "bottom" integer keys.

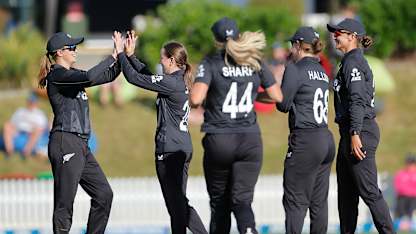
[
  {"left": 163, "top": 41, "right": 193, "bottom": 90},
  {"left": 299, "top": 38, "right": 324, "bottom": 55},
  {"left": 360, "top": 35, "right": 373, "bottom": 49},
  {"left": 217, "top": 31, "right": 265, "bottom": 72},
  {"left": 38, "top": 53, "right": 55, "bottom": 88},
  {"left": 183, "top": 63, "right": 193, "bottom": 91}
]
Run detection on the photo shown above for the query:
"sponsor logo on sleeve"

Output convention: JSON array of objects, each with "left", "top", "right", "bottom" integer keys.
[
  {"left": 151, "top": 75, "right": 163, "bottom": 83},
  {"left": 196, "top": 64, "right": 205, "bottom": 77},
  {"left": 350, "top": 68, "right": 362, "bottom": 82}
]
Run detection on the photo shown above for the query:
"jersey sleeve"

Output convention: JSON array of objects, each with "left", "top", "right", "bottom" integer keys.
[
  {"left": 344, "top": 60, "right": 366, "bottom": 134},
  {"left": 49, "top": 56, "right": 120, "bottom": 87},
  {"left": 127, "top": 55, "right": 147, "bottom": 72},
  {"left": 276, "top": 63, "right": 301, "bottom": 113},
  {"left": 259, "top": 61, "right": 276, "bottom": 89},
  {"left": 118, "top": 52, "right": 176, "bottom": 95},
  {"left": 194, "top": 57, "right": 213, "bottom": 86}
]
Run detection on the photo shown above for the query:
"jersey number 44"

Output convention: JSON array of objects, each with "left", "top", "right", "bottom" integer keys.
[{"left": 222, "top": 82, "right": 254, "bottom": 119}]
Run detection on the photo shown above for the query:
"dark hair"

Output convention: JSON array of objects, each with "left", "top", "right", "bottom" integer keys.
[
  {"left": 38, "top": 52, "right": 56, "bottom": 88},
  {"left": 163, "top": 41, "right": 193, "bottom": 90},
  {"left": 359, "top": 35, "right": 373, "bottom": 49},
  {"left": 299, "top": 38, "right": 324, "bottom": 55}
]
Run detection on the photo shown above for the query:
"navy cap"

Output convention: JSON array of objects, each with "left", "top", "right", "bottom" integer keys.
[
  {"left": 211, "top": 17, "right": 240, "bottom": 42},
  {"left": 46, "top": 32, "right": 84, "bottom": 53},
  {"left": 327, "top": 18, "right": 366, "bottom": 36},
  {"left": 288, "top": 26, "right": 320, "bottom": 44}
]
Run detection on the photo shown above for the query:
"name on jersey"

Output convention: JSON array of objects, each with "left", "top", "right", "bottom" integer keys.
[
  {"left": 308, "top": 70, "right": 329, "bottom": 83},
  {"left": 222, "top": 66, "right": 254, "bottom": 77}
]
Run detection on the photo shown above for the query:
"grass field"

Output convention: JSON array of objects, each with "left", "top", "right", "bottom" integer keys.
[{"left": 0, "top": 57, "right": 415, "bottom": 177}]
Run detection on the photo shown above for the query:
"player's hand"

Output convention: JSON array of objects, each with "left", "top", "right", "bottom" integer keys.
[
  {"left": 351, "top": 134, "right": 366, "bottom": 160},
  {"left": 112, "top": 31, "right": 124, "bottom": 55},
  {"left": 125, "top": 30, "right": 138, "bottom": 57},
  {"left": 111, "top": 47, "right": 117, "bottom": 60}
]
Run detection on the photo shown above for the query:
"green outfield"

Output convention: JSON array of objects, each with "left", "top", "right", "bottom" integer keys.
[{"left": 0, "top": 58, "right": 415, "bottom": 178}]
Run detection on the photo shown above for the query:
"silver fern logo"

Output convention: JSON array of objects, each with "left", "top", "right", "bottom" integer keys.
[{"left": 63, "top": 153, "right": 75, "bottom": 164}]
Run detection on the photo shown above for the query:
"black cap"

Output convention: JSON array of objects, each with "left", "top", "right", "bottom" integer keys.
[
  {"left": 288, "top": 26, "right": 320, "bottom": 44},
  {"left": 46, "top": 32, "right": 84, "bottom": 53},
  {"left": 211, "top": 17, "right": 239, "bottom": 42},
  {"left": 327, "top": 18, "right": 366, "bottom": 36}
]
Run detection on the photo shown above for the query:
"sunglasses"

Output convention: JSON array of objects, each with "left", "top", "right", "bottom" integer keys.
[
  {"left": 62, "top": 45, "right": 77, "bottom": 51},
  {"left": 334, "top": 30, "right": 352, "bottom": 37}
]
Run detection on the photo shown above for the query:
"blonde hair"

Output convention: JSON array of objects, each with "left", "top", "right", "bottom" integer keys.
[{"left": 217, "top": 31, "right": 266, "bottom": 71}]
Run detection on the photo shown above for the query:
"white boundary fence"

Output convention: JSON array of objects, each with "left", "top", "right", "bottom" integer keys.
[{"left": 0, "top": 175, "right": 385, "bottom": 234}]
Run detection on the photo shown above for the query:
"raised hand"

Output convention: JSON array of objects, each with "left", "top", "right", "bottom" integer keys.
[
  {"left": 125, "top": 30, "right": 138, "bottom": 57},
  {"left": 112, "top": 31, "right": 124, "bottom": 55}
]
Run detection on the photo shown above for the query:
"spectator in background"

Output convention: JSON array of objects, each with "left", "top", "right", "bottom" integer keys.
[
  {"left": 61, "top": 0, "right": 88, "bottom": 38},
  {"left": 394, "top": 153, "right": 416, "bottom": 229},
  {"left": 254, "top": 41, "right": 287, "bottom": 113},
  {"left": 318, "top": 52, "right": 334, "bottom": 81},
  {"left": 1, "top": 93, "right": 48, "bottom": 158},
  {"left": 99, "top": 79, "right": 123, "bottom": 107},
  {"left": 0, "top": 6, "right": 16, "bottom": 35},
  {"left": 269, "top": 41, "right": 287, "bottom": 85}
]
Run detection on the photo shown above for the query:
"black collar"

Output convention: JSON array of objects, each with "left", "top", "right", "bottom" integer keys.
[
  {"left": 297, "top": 56, "right": 320, "bottom": 64},
  {"left": 341, "top": 48, "right": 362, "bottom": 64},
  {"left": 169, "top": 69, "right": 185, "bottom": 76}
]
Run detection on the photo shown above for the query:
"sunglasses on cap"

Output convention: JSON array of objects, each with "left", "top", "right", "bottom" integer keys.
[{"left": 62, "top": 45, "right": 77, "bottom": 51}]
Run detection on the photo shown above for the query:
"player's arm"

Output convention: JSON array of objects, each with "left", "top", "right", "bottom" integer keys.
[
  {"left": 345, "top": 61, "right": 367, "bottom": 160},
  {"left": 276, "top": 63, "right": 301, "bottom": 113},
  {"left": 190, "top": 59, "right": 212, "bottom": 108},
  {"left": 118, "top": 52, "right": 174, "bottom": 94},
  {"left": 257, "top": 62, "right": 283, "bottom": 103}
]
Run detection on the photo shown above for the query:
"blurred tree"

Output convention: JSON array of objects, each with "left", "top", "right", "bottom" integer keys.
[
  {"left": 358, "top": 0, "right": 416, "bottom": 58},
  {"left": 138, "top": 0, "right": 299, "bottom": 71},
  {"left": 248, "top": 0, "right": 303, "bottom": 17},
  {"left": 0, "top": 24, "right": 44, "bottom": 88}
]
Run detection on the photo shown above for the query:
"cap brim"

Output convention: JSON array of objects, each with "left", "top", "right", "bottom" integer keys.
[
  {"left": 286, "top": 35, "right": 296, "bottom": 42},
  {"left": 67, "top": 37, "right": 84, "bottom": 46},
  {"left": 327, "top": 23, "right": 341, "bottom": 33}
]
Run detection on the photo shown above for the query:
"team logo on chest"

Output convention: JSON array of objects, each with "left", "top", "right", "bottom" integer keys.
[
  {"left": 77, "top": 91, "right": 88, "bottom": 100},
  {"left": 333, "top": 79, "right": 341, "bottom": 92}
]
